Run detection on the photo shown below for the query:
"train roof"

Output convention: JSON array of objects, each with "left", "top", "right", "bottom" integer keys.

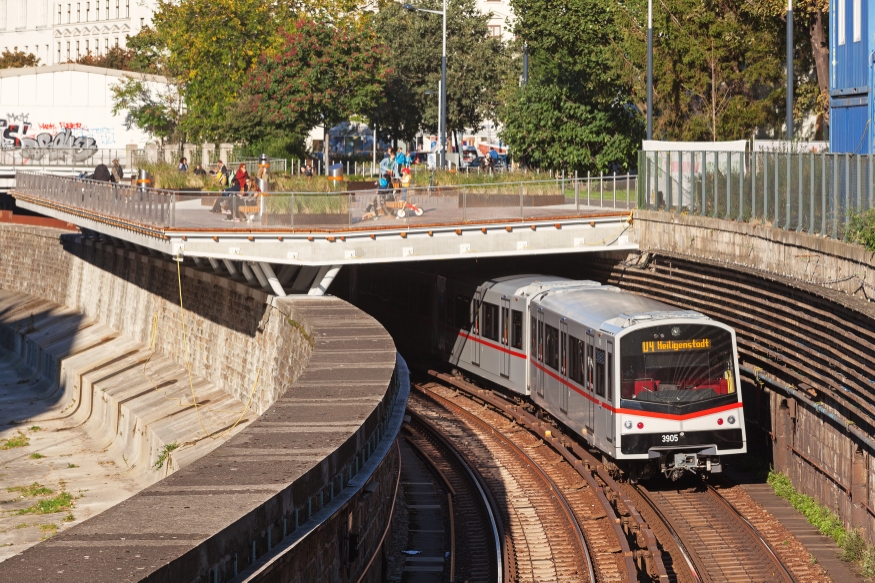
[{"left": 535, "top": 283, "right": 709, "bottom": 333}]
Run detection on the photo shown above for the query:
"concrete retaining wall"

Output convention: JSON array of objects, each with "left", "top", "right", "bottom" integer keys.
[
  {"left": 0, "top": 225, "right": 404, "bottom": 582},
  {"left": 626, "top": 210, "right": 875, "bottom": 542}
]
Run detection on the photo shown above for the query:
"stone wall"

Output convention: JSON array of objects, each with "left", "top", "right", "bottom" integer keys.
[
  {"left": 0, "top": 225, "right": 311, "bottom": 412},
  {"left": 0, "top": 224, "right": 405, "bottom": 582},
  {"left": 624, "top": 210, "right": 875, "bottom": 542}
]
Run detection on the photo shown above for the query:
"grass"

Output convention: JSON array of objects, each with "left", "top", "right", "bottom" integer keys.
[
  {"left": 28, "top": 426, "right": 40, "bottom": 432},
  {"left": 768, "top": 469, "right": 875, "bottom": 576},
  {"left": 67, "top": 463, "right": 77, "bottom": 469},
  {"left": 29, "top": 453, "right": 44, "bottom": 459},
  {"left": 153, "top": 442, "right": 179, "bottom": 471},
  {"left": 846, "top": 209, "right": 875, "bottom": 251},
  {"left": 7, "top": 483, "right": 52, "bottom": 498},
  {"left": 0, "top": 432, "right": 29, "bottom": 450},
  {"left": 15, "top": 491, "right": 73, "bottom": 515}
]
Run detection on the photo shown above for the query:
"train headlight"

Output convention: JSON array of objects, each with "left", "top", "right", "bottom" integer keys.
[
  {"left": 727, "top": 415, "right": 736, "bottom": 425},
  {"left": 637, "top": 422, "right": 644, "bottom": 429},
  {"left": 717, "top": 418, "right": 724, "bottom": 426},
  {"left": 624, "top": 420, "right": 632, "bottom": 429}
]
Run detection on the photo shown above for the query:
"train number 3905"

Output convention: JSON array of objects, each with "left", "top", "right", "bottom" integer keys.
[{"left": 661, "top": 434, "right": 679, "bottom": 443}]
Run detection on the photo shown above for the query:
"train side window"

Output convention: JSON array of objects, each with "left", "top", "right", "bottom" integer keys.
[
  {"left": 531, "top": 316, "right": 537, "bottom": 355},
  {"left": 595, "top": 348, "right": 606, "bottom": 397},
  {"left": 483, "top": 303, "right": 499, "bottom": 341},
  {"left": 560, "top": 330, "right": 567, "bottom": 375},
  {"left": 607, "top": 352, "right": 613, "bottom": 402},
  {"left": 454, "top": 295, "right": 471, "bottom": 329},
  {"left": 586, "top": 340, "right": 594, "bottom": 390},
  {"left": 545, "top": 324, "right": 559, "bottom": 370},
  {"left": 511, "top": 310, "right": 523, "bottom": 349},
  {"left": 569, "top": 336, "right": 584, "bottom": 384}
]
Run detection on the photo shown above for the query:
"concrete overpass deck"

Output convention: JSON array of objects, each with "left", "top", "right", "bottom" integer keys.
[{"left": 11, "top": 172, "right": 638, "bottom": 296}]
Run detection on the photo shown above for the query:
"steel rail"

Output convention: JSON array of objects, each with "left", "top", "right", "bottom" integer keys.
[
  {"left": 416, "top": 382, "right": 599, "bottom": 583},
  {"left": 632, "top": 484, "right": 702, "bottom": 583},
  {"left": 406, "top": 407, "right": 504, "bottom": 583},
  {"left": 706, "top": 485, "right": 798, "bottom": 583},
  {"left": 429, "top": 369, "right": 668, "bottom": 582}
]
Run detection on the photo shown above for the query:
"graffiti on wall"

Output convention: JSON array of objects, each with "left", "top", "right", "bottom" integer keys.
[{"left": 1, "top": 114, "right": 102, "bottom": 163}]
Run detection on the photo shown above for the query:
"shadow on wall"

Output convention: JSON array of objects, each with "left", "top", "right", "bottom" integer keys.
[
  {"left": 59, "top": 233, "right": 265, "bottom": 338},
  {"left": 0, "top": 306, "right": 87, "bottom": 420}
]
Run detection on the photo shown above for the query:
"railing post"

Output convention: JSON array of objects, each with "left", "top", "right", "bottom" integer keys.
[
  {"left": 700, "top": 151, "right": 706, "bottom": 216},
  {"left": 462, "top": 188, "right": 467, "bottom": 223},
  {"left": 666, "top": 153, "right": 672, "bottom": 211},
  {"left": 520, "top": 181, "right": 524, "bottom": 220},
  {"left": 774, "top": 151, "right": 780, "bottom": 227},
  {"left": 857, "top": 151, "right": 862, "bottom": 213},
  {"left": 785, "top": 150, "right": 792, "bottom": 229},
  {"left": 587, "top": 171, "right": 591, "bottom": 206},
  {"left": 764, "top": 152, "right": 769, "bottom": 221},
  {"left": 574, "top": 171, "right": 579, "bottom": 212},
  {"left": 833, "top": 154, "right": 839, "bottom": 238},
  {"left": 797, "top": 151, "right": 803, "bottom": 231},
  {"left": 738, "top": 151, "right": 745, "bottom": 222},
  {"left": 613, "top": 171, "right": 617, "bottom": 209},
  {"left": 600, "top": 171, "right": 604, "bottom": 208},
  {"left": 822, "top": 153, "right": 827, "bottom": 235},
  {"left": 845, "top": 153, "right": 851, "bottom": 231},
  {"left": 290, "top": 194, "right": 295, "bottom": 232},
  {"left": 809, "top": 152, "right": 815, "bottom": 233},
  {"left": 678, "top": 151, "right": 683, "bottom": 211},
  {"left": 726, "top": 152, "right": 732, "bottom": 220},
  {"left": 713, "top": 151, "right": 719, "bottom": 218}
]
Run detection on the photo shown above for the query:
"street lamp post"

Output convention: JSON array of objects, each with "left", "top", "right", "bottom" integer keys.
[
  {"left": 403, "top": 1, "right": 447, "bottom": 168},
  {"left": 646, "top": 0, "right": 653, "bottom": 140}
]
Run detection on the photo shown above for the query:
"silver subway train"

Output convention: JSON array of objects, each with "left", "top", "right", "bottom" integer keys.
[{"left": 438, "top": 274, "right": 747, "bottom": 481}]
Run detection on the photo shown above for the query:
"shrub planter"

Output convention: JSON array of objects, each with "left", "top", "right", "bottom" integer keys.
[
  {"left": 459, "top": 193, "right": 566, "bottom": 208},
  {"left": 263, "top": 213, "right": 351, "bottom": 227}
]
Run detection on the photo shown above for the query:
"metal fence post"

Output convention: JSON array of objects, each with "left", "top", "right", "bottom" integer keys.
[
  {"left": 833, "top": 154, "right": 839, "bottom": 238},
  {"left": 463, "top": 188, "right": 467, "bottom": 223},
  {"left": 600, "top": 171, "right": 604, "bottom": 208},
  {"left": 738, "top": 151, "right": 745, "bottom": 222},
  {"left": 809, "top": 152, "right": 814, "bottom": 233},
  {"left": 677, "top": 152, "right": 683, "bottom": 211},
  {"left": 774, "top": 151, "right": 780, "bottom": 227},
  {"left": 574, "top": 171, "right": 579, "bottom": 212},
  {"left": 821, "top": 153, "right": 826, "bottom": 235},
  {"left": 857, "top": 152, "right": 862, "bottom": 213},
  {"left": 713, "top": 151, "right": 719, "bottom": 218},
  {"left": 290, "top": 194, "right": 295, "bottom": 231},
  {"left": 587, "top": 171, "right": 591, "bottom": 206},
  {"left": 846, "top": 153, "right": 851, "bottom": 230},
  {"left": 613, "top": 171, "right": 617, "bottom": 208},
  {"left": 785, "top": 151, "right": 792, "bottom": 229},
  {"left": 763, "top": 152, "right": 769, "bottom": 221},
  {"left": 701, "top": 151, "right": 706, "bottom": 216},
  {"left": 726, "top": 152, "right": 732, "bottom": 220}
]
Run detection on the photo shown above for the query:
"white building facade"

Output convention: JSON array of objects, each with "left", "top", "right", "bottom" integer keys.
[{"left": 0, "top": 0, "right": 154, "bottom": 65}]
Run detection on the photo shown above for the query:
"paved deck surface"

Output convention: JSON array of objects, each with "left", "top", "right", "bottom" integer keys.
[
  {"left": 728, "top": 469, "right": 864, "bottom": 582},
  {"left": 0, "top": 296, "right": 396, "bottom": 582}
]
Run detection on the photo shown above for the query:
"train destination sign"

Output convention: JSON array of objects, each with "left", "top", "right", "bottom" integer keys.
[{"left": 641, "top": 338, "right": 711, "bottom": 353}]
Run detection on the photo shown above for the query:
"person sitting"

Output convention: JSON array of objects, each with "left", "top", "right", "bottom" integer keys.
[
  {"left": 214, "top": 161, "right": 230, "bottom": 187},
  {"left": 193, "top": 164, "right": 207, "bottom": 177},
  {"left": 302, "top": 162, "right": 313, "bottom": 178},
  {"left": 91, "top": 164, "right": 112, "bottom": 182},
  {"left": 223, "top": 163, "right": 248, "bottom": 194}
]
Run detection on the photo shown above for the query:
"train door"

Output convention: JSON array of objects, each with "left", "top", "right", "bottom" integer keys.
[
  {"left": 471, "top": 290, "right": 481, "bottom": 366},
  {"left": 559, "top": 320, "right": 569, "bottom": 413},
  {"left": 500, "top": 297, "right": 511, "bottom": 378},
  {"left": 585, "top": 330, "right": 595, "bottom": 433},
  {"left": 604, "top": 340, "right": 615, "bottom": 443},
  {"left": 536, "top": 310, "right": 545, "bottom": 397}
]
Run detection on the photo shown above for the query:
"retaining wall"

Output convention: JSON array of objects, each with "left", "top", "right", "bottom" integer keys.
[
  {"left": 0, "top": 225, "right": 404, "bottom": 582},
  {"left": 622, "top": 210, "right": 875, "bottom": 542}
]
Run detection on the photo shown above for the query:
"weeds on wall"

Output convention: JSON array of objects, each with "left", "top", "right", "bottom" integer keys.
[
  {"left": 768, "top": 470, "right": 875, "bottom": 576},
  {"left": 153, "top": 442, "right": 179, "bottom": 471},
  {"left": 846, "top": 209, "right": 875, "bottom": 252}
]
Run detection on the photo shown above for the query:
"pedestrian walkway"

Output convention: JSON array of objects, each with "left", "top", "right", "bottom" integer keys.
[{"left": 728, "top": 469, "right": 863, "bottom": 582}]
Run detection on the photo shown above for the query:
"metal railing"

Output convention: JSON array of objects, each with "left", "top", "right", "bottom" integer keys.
[
  {"left": 638, "top": 149, "right": 875, "bottom": 239},
  {"left": 14, "top": 171, "right": 635, "bottom": 233}
]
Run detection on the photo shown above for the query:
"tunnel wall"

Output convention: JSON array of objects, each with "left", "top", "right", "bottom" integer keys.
[
  {"left": 0, "top": 224, "right": 404, "bottom": 582},
  {"left": 625, "top": 210, "right": 875, "bottom": 542}
]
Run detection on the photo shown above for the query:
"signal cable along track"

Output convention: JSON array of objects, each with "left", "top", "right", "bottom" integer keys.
[
  {"left": 410, "top": 384, "right": 598, "bottom": 583},
  {"left": 633, "top": 481, "right": 797, "bottom": 583}
]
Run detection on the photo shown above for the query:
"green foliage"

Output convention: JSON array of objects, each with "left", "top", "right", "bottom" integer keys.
[
  {"left": 244, "top": 19, "right": 388, "bottom": 143},
  {"left": 153, "top": 442, "right": 179, "bottom": 471},
  {"left": 768, "top": 470, "right": 846, "bottom": 544},
  {"left": 0, "top": 49, "right": 40, "bottom": 69},
  {"left": 500, "top": 82, "right": 641, "bottom": 173},
  {"left": 16, "top": 491, "right": 74, "bottom": 515},
  {"left": 615, "top": 0, "right": 787, "bottom": 140},
  {"left": 842, "top": 529, "right": 867, "bottom": 563},
  {"left": 501, "top": 0, "right": 642, "bottom": 172},
  {"left": 147, "top": 0, "right": 286, "bottom": 141},
  {"left": 7, "top": 483, "right": 53, "bottom": 498},
  {"left": 29, "top": 426, "right": 40, "bottom": 432},
  {"left": 371, "top": 0, "right": 509, "bottom": 144},
  {"left": 111, "top": 78, "right": 184, "bottom": 144},
  {"left": 75, "top": 46, "right": 137, "bottom": 71},
  {"left": 846, "top": 210, "right": 875, "bottom": 251},
  {"left": 29, "top": 453, "right": 45, "bottom": 459},
  {"left": 0, "top": 432, "right": 29, "bottom": 450}
]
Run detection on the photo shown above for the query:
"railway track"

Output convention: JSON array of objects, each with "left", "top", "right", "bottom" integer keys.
[
  {"left": 402, "top": 411, "right": 502, "bottom": 582},
  {"left": 410, "top": 387, "right": 596, "bottom": 582},
  {"left": 632, "top": 480, "right": 796, "bottom": 583}
]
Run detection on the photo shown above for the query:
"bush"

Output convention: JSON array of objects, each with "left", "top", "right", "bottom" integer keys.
[{"left": 846, "top": 209, "right": 875, "bottom": 251}]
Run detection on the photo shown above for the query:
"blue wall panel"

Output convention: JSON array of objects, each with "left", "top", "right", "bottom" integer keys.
[
  {"left": 830, "top": 0, "right": 873, "bottom": 153},
  {"left": 832, "top": 103, "right": 871, "bottom": 153}
]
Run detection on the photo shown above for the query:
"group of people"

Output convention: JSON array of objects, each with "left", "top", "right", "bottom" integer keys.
[
  {"left": 178, "top": 157, "right": 208, "bottom": 176},
  {"left": 88, "top": 158, "right": 126, "bottom": 183}
]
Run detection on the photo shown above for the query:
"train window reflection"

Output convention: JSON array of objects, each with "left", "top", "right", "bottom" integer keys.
[
  {"left": 511, "top": 310, "right": 523, "bottom": 349},
  {"left": 545, "top": 324, "right": 559, "bottom": 370},
  {"left": 620, "top": 324, "right": 736, "bottom": 408},
  {"left": 483, "top": 303, "right": 499, "bottom": 341}
]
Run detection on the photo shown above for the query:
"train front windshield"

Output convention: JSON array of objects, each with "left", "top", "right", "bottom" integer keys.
[{"left": 620, "top": 324, "right": 738, "bottom": 414}]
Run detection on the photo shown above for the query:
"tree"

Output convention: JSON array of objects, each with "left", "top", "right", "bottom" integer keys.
[
  {"left": 370, "top": 0, "right": 508, "bottom": 146},
  {"left": 145, "top": 0, "right": 284, "bottom": 141},
  {"left": 0, "top": 50, "right": 40, "bottom": 69},
  {"left": 243, "top": 19, "right": 389, "bottom": 169},
  {"left": 75, "top": 46, "right": 136, "bottom": 71},
  {"left": 499, "top": 0, "right": 642, "bottom": 171},
  {"left": 111, "top": 77, "right": 186, "bottom": 144}
]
